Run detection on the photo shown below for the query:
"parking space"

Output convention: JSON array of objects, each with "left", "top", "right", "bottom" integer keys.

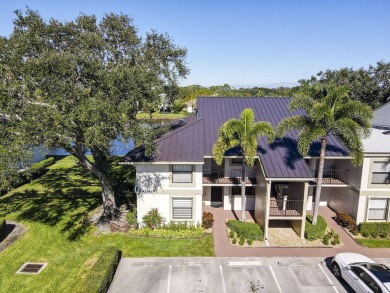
[{"left": 108, "top": 257, "right": 367, "bottom": 293}]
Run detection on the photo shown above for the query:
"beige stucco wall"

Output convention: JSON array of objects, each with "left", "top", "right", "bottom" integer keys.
[
  {"left": 328, "top": 187, "right": 360, "bottom": 219},
  {"left": 135, "top": 164, "right": 203, "bottom": 226}
]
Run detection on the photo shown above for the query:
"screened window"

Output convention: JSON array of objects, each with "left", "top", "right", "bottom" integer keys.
[
  {"left": 172, "top": 165, "right": 193, "bottom": 183},
  {"left": 172, "top": 197, "right": 193, "bottom": 219},
  {"left": 368, "top": 198, "right": 388, "bottom": 221},
  {"left": 371, "top": 161, "right": 390, "bottom": 184}
]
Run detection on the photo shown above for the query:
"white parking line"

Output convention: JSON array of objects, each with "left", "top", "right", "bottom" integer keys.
[
  {"left": 228, "top": 261, "right": 262, "bottom": 266},
  {"left": 317, "top": 264, "right": 339, "bottom": 293},
  {"left": 167, "top": 265, "right": 172, "bottom": 293},
  {"left": 269, "top": 266, "right": 283, "bottom": 293},
  {"left": 219, "top": 265, "right": 227, "bottom": 293}
]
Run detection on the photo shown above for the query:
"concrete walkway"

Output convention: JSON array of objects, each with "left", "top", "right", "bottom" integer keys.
[{"left": 203, "top": 206, "right": 390, "bottom": 258}]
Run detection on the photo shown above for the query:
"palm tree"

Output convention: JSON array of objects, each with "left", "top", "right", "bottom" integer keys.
[
  {"left": 276, "top": 82, "right": 373, "bottom": 225},
  {"left": 212, "top": 108, "right": 275, "bottom": 221}
]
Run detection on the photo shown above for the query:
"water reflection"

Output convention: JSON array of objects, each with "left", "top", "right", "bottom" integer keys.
[{"left": 48, "top": 119, "right": 174, "bottom": 156}]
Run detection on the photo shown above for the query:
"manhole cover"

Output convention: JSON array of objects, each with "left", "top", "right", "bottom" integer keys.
[{"left": 16, "top": 262, "right": 47, "bottom": 274}]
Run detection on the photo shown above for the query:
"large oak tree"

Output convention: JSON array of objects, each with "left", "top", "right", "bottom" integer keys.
[{"left": 0, "top": 9, "right": 188, "bottom": 217}]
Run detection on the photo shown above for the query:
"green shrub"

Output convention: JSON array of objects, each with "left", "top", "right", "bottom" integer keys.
[
  {"left": 247, "top": 238, "right": 253, "bottom": 245},
  {"left": 1, "top": 157, "right": 55, "bottom": 195},
  {"left": 232, "top": 238, "right": 237, "bottom": 244},
  {"left": 79, "top": 247, "right": 122, "bottom": 293},
  {"left": 305, "top": 215, "right": 327, "bottom": 240},
  {"left": 128, "top": 227, "right": 205, "bottom": 239},
  {"left": 172, "top": 101, "right": 186, "bottom": 113},
  {"left": 335, "top": 212, "right": 357, "bottom": 232},
  {"left": 0, "top": 218, "right": 6, "bottom": 241},
  {"left": 162, "top": 221, "right": 200, "bottom": 231},
  {"left": 229, "top": 230, "right": 235, "bottom": 239},
  {"left": 359, "top": 222, "right": 390, "bottom": 238},
  {"left": 142, "top": 208, "right": 164, "bottom": 229},
  {"left": 322, "top": 233, "right": 330, "bottom": 245},
  {"left": 331, "top": 234, "right": 341, "bottom": 245},
  {"left": 239, "top": 236, "right": 245, "bottom": 246},
  {"left": 202, "top": 212, "right": 214, "bottom": 229},
  {"left": 126, "top": 208, "right": 137, "bottom": 226},
  {"left": 227, "top": 220, "right": 264, "bottom": 241}
]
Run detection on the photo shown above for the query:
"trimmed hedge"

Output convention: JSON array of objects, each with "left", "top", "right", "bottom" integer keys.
[
  {"left": 0, "top": 218, "right": 6, "bottom": 241},
  {"left": 128, "top": 227, "right": 204, "bottom": 239},
  {"left": 227, "top": 220, "right": 264, "bottom": 241},
  {"left": 305, "top": 215, "right": 327, "bottom": 240},
  {"left": 79, "top": 247, "right": 122, "bottom": 293},
  {"left": 1, "top": 157, "right": 55, "bottom": 195},
  {"left": 359, "top": 222, "right": 390, "bottom": 238}
]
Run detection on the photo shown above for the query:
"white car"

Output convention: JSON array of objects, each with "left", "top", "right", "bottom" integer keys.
[{"left": 332, "top": 253, "right": 390, "bottom": 293}]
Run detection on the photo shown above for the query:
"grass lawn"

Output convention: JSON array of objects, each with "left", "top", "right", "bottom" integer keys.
[
  {"left": 355, "top": 238, "right": 390, "bottom": 248},
  {"left": 0, "top": 156, "right": 214, "bottom": 293},
  {"left": 136, "top": 111, "right": 189, "bottom": 120}
]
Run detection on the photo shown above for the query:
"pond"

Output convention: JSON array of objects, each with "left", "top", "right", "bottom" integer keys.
[{"left": 47, "top": 119, "right": 174, "bottom": 156}]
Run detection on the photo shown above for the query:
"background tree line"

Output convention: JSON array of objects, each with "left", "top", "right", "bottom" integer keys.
[{"left": 174, "top": 61, "right": 390, "bottom": 111}]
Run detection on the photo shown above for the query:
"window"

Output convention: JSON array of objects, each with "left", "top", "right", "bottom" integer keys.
[
  {"left": 371, "top": 161, "right": 390, "bottom": 184},
  {"left": 231, "top": 186, "right": 255, "bottom": 196},
  {"left": 368, "top": 198, "right": 388, "bottom": 220},
  {"left": 172, "top": 197, "right": 192, "bottom": 219},
  {"left": 172, "top": 165, "right": 193, "bottom": 183},
  {"left": 231, "top": 158, "right": 243, "bottom": 165},
  {"left": 351, "top": 266, "right": 382, "bottom": 293}
]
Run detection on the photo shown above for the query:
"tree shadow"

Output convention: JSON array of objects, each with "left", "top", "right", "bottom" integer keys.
[
  {"left": 0, "top": 157, "right": 137, "bottom": 241},
  {"left": 307, "top": 141, "right": 349, "bottom": 157},
  {"left": 269, "top": 137, "right": 304, "bottom": 170}
]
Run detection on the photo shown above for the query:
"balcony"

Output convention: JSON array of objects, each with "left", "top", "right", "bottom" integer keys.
[
  {"left": 311, "top": 169, "right": 349, "bottom": 185},
  {"left": 202, "top": 168, "right": 257, "bottom": 185},
  {"left": 269, "top": 198, "right": 303, "bottom": 217}
]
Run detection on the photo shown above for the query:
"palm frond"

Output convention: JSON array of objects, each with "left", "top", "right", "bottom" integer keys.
[
  {"left": 335, "top": 100, "right": 373, "bottom": 138},
  {"left": 242, "top": 135, "right": 257, "bottom": 167},
  {"left": 276, "top": 115, "right": 311, "bottom": 138},
  {"left": 289, "top": 95, "right": 314, "bottom": 112},
  {"left": 297, "top": 126, "right": 325, "bottom": 156},
  {"left": 333, "top": 118, "right": 364, "bottom": 165},
  {"left": 212, "top": 137, "right": 228, "bottom": 165},
  {"left": 249, "top": 121, "right": 275, "bottom": 143},
  {"left": 223, "top": 119, "right": 244, "bottom": 140}
]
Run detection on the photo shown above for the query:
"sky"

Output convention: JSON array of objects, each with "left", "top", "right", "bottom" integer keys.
[{"left": 1, "top": 1, "right": 389, "bottom": 88}]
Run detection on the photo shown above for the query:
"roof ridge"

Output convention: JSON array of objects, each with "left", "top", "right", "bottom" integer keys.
[
  {"left": 156, "top": 117, "right": 204, "bottom": 143},
  {"left": 198, "top": 96, "right": 292, "bottom": 99}
]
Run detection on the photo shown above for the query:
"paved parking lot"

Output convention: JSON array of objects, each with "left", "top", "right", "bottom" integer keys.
[{"left": 108, "top": 257, "right": 390, "bottom": 293}]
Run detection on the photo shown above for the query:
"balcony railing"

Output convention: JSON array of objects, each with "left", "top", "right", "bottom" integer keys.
[
  {"left": 269, "top": 198, "right": 303, "bottom": 217},
  {"left": 202, "top": 168, "right": 256, "bottom": 184},
  {"left": 311, "top": 169, "right": 349, "bottom": 185}
]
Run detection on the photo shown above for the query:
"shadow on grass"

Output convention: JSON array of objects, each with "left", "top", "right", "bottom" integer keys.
[
  {"left": 0, "top": 157, "right": 136, "bottom": 241},
  {"left": 0, "top": 166, "right": 101, "bottom": 241}
]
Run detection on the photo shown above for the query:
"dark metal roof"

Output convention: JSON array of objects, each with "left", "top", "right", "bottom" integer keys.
[
  {"left": 123, "top": 97, "right": 351, "bottom": 179},
  {"left": 121, "top": 116, "right": 204, "bottom": 163}
]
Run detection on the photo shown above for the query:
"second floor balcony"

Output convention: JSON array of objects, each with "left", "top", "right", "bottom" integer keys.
[
  {"left": 202, "top": 168, "right": 257, "bottom": 185},
  {"left": 269, "top": 198, "right": 304, "bottom": 217},
  {"left": 311, "top": 169, "right": 349, "bottom": 185}
]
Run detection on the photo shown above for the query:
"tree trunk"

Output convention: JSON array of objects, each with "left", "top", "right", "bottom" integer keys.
[
  {"left": 71, "top": 144, "right": 118, "bottom": 220},
  {"left": 241, "top": 159, "right": 246, "bottom": 222},
  {"left": 312, "top": 136, "right": 327, "bottom": 225}
]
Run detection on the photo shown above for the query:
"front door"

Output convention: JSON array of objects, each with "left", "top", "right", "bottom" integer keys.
[{"left": 211, "top": 186, "right": 223, "bottom": 206}]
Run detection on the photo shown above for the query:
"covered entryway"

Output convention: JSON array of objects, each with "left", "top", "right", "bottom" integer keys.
[{"left": 211, "top": 186, "right": 223, "bottom": 206}]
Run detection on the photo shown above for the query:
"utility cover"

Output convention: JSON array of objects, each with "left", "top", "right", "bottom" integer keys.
[{"left": 16, "top": 262, "right": 47, "bottom": 274}]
